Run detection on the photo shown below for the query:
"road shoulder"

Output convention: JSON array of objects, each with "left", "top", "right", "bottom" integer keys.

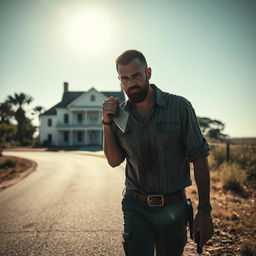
[{"left": 0, "top": 154, "right": 37, "bottom": 193}]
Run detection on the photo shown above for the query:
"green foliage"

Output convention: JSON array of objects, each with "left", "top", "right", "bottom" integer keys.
[
  {"left": 1, "top": 92, "right": 43, "bottom": 147},
  {"left": 0, "top": 159, "right": 17, "bottom": 169},
  {"left": 32, "top": 105, "right": 45, "bottom": 116},
  {"left": 0, "top": 123, "right": 16, "bottom": 156},
  {"left": 5, "top": 92, "right": 36, "bottom": 145},
  {"left": 7, "top": 93, "right": 33, "bottom": 108},
  {"left": 0, "top": 101, "right": 14, "bottom": 124},
  {"left": 198, "top": 117, "right": 227, "bottom": 141}
]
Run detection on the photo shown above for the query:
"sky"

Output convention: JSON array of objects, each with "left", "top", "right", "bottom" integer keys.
[{"left": 0, "top": 0, "right": 255, "bottom": 138}]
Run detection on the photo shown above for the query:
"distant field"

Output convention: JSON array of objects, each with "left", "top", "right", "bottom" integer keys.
[{"left": 227, "top": 137, "right": 256, "bottom": 145}]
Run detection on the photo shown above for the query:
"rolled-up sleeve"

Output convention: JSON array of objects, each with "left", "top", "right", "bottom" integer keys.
[{"left": 181, "top": 99, "right": 211, "bottom": 162}]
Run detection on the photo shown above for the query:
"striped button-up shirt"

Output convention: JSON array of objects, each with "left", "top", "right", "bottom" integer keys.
[{"left": 112, "top": 84, "right": 210, "bottom": 194}]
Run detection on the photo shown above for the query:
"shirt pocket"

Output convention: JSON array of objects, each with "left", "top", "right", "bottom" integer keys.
[{"left": 156, "top": 121, "right": 180, "bottom": 148}]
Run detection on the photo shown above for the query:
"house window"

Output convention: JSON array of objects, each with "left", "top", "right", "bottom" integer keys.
[
  {"left": 77, "top": 113, "right": 83, "bottom": 123},
  {"left": 91, "top": 95, "right": 95, "bottom": 102},
  {"left": 47, "top": 118, "right": 52, "bottom": 127},
  {"left": 88, "top": 111, "right": 98, "bottom": 122},
  {"left": 64, "top": 114, "right": 69, "bottom": 124},
  {"left": 77, "top": 131, "right": 83, "bottom": 142},
  {"left": 88, "top": 130, "right": 99, "bottom": 144},
  {"left": 64, "top": 131, "right": 69, "bottom": 142},
  {"left": 48, "top": 134, "right": 52, "bottom": 143}
]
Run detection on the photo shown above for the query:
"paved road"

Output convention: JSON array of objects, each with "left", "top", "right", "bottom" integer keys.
[
  {"left": 0, "top": 151, "right": 197, "bottom": 256},
  {"left": 0, "top": 151, "right": 125, "bottom": 256}
]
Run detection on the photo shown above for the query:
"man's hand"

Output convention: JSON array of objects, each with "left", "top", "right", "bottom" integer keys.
[
  {"left": 192, "top": 210, "right": 214, "bottom": 247},
  {"left": 102, "top": 97, "right": 120, "bottom": 123}
]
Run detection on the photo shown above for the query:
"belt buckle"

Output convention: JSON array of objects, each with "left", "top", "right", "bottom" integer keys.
[{"left": 147, "top": 194, "right": 164, "bottom": 207}]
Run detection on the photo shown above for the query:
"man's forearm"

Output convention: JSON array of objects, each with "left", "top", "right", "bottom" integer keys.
[
  {"left": 193, "top": 157, "right": 211, "bottom": 206},
  {"left": 103, "top": 125, "right": 125, "bottom": 167}
]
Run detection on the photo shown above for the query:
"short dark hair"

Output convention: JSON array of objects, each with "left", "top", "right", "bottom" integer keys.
[{"left": 116, "top": 49, "right": 148, "bottom": 71}]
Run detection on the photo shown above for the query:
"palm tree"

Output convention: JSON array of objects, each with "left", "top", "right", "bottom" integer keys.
[
  {"left": 32, "top": 105, "right": 45, "bottom": 116},
  {"left": 7, "top": 93, "right": 33, "bottom": 144},
  {"left": 0, "top": 101, "right": 14, "bottom": 124},
  {"left": 31, "top": 105, "right": 45, "bottom": 143},
  {"left": 0, "top": 123, "right": 16, "bottom": 156}
]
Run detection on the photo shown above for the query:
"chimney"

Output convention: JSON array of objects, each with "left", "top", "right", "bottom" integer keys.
[{"left": 64, "top": 82, "right": 69, "bottom": 92}]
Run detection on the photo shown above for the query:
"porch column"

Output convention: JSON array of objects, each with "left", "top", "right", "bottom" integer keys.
[
  {"left": 84, "top": 129, "right": 87, "bottom": 146},
  {"left": 69, "top": 130, "right": 73, "bottom": 146},
  {"left": 84, "top": 111, "right": 88, "bottom": 125},
  {"left": 56, "top": 131, "right": 59, "bottom": 146},
  {"left": 100, "top": 130, "right": 103, "bottom": 146}
]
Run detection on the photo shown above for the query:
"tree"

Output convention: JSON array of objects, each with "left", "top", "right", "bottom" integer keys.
[
  {"left": 31, "top": 105, "right": 46, "bottom": 142},
  {"left": 0, "top": 101, "right": 14, "bottom": 124},
  {"left": 197, "top": 117, "right": 227, "bottom": 141},
  {"left": 0, "top": 123, "right": 16, "bottom": 156},
  {"left": 22, "top": 118, "right": 37, "bottom": 145},
  {"left": 32, "top": 105, "right": 45, "bottom": 116},
  {"left": 7, "top": 93, "right": 34, "bottom": 144}
]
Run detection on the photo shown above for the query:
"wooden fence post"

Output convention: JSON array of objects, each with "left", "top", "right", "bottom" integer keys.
[{"left": 226, "top": 142, "right": 230, "bottom": 162}]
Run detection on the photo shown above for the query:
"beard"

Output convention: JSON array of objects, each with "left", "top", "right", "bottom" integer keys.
[{"left": 126, "top": 79, "right": 150, "bottom": 104}]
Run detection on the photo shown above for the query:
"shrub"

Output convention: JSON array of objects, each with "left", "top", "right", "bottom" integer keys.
[
  {"left": 0, "top": 159, "right": 17, "bottom": 169},
  {"left": 208, "top": 154, "right": 217, "bottom": 170},
  {"left": 211, "top": 145, "right": 226, "bottom": 168},
  {"left": 210, "top": 144, "right": 256, "bottom": 189},
  {"left": 219, "top": 162, "right": 247, "bottom": 192},
  {"left": 230, "top": 145, "right": 256, "bottom": 170}
]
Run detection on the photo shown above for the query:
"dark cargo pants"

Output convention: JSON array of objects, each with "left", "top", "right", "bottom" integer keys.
[{"left": 121, "top": 195, "right": 188, "bottom": 256}]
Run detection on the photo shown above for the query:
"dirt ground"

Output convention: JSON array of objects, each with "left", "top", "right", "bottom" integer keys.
[
  {"left": 186, "top": 170, "right": 256, "bottom": 256},
  {"left": 0, "top": 155, "right": 37, "bottom": 192}
]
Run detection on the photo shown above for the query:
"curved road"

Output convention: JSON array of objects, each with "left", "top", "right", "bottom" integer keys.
[
  {"left": 0, "top": 151, "right": 197, "bottom": 256},
  {"left": 0, "top": 151, "right": 125, "bottom": 256}
]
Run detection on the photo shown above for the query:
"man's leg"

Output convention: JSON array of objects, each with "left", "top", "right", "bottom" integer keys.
[
  {"left": 155, "top": 231, "right": 187, "bottom": 256},
  {"left": 122, "top": 197, "right": 156, "bottom": 256},
  {"left": 153, "top": 199, "right": 188, "bottom": 256}
]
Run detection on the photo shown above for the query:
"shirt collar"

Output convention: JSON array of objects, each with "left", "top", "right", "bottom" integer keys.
[{"left": 151, "top": 84, "right": 168, "bottom": 108}]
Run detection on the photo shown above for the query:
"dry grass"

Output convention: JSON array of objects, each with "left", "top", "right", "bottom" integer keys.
[
  {"left": 219, "top": 162, "right": 247, "bottom": 192},
  {"left": 191, "top": 143, "right": 256, "bottom": 255},
  {"left": 0, "top": 156, "right": 33, "bottom": 183},
  {"left": 240, "top": 239, "right": 256, "bottom": 256},
  {"left": 209, "top": 144, "right": 256, "bottom": 190},
  {"left": 187, "top": 163, "right": 256, "bottom": 255}
]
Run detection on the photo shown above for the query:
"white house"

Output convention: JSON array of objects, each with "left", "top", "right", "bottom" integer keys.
[{"left": 39, "top": 82, "right": 125, "bottom": 147}]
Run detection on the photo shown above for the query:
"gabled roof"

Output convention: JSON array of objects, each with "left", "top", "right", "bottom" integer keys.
[{"left": 40, "top": 90, "right": 125, "bottom": 116}]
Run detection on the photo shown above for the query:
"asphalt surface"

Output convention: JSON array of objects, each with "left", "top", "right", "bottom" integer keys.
[
  {"left": 0, "top": 151, "right": 125, "bottom": 256},
  {"left": 0, "top": 151, "right": 197, "bottom": 256}
]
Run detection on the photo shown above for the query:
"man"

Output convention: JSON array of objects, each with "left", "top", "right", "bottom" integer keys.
[{"left": 102, "top": 50, "right": 213, "bottom": 256}]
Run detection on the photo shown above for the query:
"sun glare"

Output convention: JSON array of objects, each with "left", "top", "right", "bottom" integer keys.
[{"left": 64, "top": 8, "right": 113, "bottom": 54}]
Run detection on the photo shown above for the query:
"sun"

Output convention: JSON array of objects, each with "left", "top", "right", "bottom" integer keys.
[{"left": 63, "top": 8, "right": 113, "bottom": 54}]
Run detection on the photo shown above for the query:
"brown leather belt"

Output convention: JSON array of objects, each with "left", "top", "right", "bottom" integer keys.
[{"left": 125, "top": 189, "right": 186, "bottom": 207}]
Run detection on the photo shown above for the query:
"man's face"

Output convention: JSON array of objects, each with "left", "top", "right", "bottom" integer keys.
[{"left": 117, "top": 58, "right": 151, "bottom": 103}]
